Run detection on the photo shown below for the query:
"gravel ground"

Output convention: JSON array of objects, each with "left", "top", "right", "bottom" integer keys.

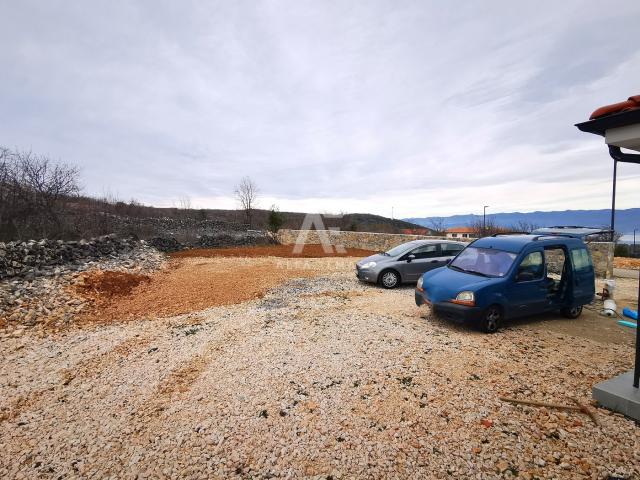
[{"left": 0, "top": 259, "right": 638, "bottom": 479}]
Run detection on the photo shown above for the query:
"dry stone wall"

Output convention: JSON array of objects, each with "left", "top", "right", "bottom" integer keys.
[
  {"left": 0, "top": 235, "right": 140, "bottom": 280},
  {"left": 277, "top": 229, "right": 446, "bottom": 253},
  {"left": 277, "top": 229, "right": 614, "bottom": 278}
]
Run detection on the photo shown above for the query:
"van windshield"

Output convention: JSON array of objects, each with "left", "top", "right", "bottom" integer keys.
[{"left": 449, "top": 247, "right": 517, "bottom": 278}]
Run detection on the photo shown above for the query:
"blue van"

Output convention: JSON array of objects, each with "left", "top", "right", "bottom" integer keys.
[{"left": 415, "top": 230, "right": 597, "bottom": 333}]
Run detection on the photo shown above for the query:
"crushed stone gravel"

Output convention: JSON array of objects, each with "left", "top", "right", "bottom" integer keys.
[{"left": 0, "top": 263, "right": 638, "bottom": 479}]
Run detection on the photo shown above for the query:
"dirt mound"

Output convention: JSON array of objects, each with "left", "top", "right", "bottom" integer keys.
[
  {"left": 614, "top": 257, "right": 640, "bottom": 269},
  {"left": 75, "top": 271, "right": 150, "bottom": 299},
  {"left": 76, "top": 256, "right": 355, "bottom": 322},
  {"left": 171, "top": 244, "right": 376, "bottom": 259}
]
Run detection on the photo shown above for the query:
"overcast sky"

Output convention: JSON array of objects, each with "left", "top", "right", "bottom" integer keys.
[{"left": 1, "top": 1, "right": 639, "bottom": 218}]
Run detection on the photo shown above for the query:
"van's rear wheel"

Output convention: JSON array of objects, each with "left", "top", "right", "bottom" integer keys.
[
  {"left": 562, "top": 306, "right": 583, "bottom": 319},
  {"left": 480, "top": 305, "right": 502, "bottom": 333},
  {"left": 379, "top": 270, "right": 400, "bottom": 289}
]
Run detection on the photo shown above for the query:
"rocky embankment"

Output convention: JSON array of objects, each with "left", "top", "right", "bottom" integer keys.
[
  {"left": 0, "top": 238, "right": 165, "bottom": 331},
  {"left": 0, "top": 235, "right": 142, "bottom": 280},
  {"left": 149, "top": 231, "right": 274, "bottom": 252}
]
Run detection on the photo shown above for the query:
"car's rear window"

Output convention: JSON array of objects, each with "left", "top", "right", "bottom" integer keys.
[{"left": 449, "top": 247, "right": 517, "bottom": 277}]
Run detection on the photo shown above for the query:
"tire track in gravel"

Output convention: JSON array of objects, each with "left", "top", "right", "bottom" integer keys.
[
  {"left": 125, "top": 321, "right": 256, "bottom": 447},
  {"left": 0, "top": 333, "right": 156, "bottom": 424}
]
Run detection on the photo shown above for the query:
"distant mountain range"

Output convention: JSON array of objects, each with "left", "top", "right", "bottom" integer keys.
[{"left": 404, "top": 208, "right": 639, "bottom": 236}]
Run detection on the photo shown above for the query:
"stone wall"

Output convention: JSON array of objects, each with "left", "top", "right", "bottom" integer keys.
[
  {"left": 277, "top": 229, "right": 447, "bottom": 252},
  {"left": 0, "top": 235, "right": 140, "bottom": 279},
  {"left": 586, "top": 241, "right": 614, "bottom": 278},
  {"left": 277, "top": 229, "right": 614, "bottom": 278},
  {"left": 149, "top": 231, "right": 274, "bottom": 252}
]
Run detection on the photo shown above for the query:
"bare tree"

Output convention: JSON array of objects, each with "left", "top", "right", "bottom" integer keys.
[
  {"left": 590, "top": 228, "right": 622, "bottom": 243},
  {"left": 178, "top": 195, "right": 192, "bottom": 211},
  {"left": 428, "top": 217, "right": 447, "bottom": 235},
  {"left": 0, "top": 147, "right": 80, "bottom": 240},
  {"left": 507, "top": 220, "right": 541, "bottom": 233},
  {"left": 234, "top": 176, "right": 259, "bottom": 227},
  {"left": 176, "top": 195, "right": 193, "bottom": 219},
  {"left": 468, "top": 216, "right": 501, "bottom": 237}
]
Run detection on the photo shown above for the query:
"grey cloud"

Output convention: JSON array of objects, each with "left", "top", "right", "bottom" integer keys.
[{"left": 0, "top": 0, "right": 639, "bottom": 216}]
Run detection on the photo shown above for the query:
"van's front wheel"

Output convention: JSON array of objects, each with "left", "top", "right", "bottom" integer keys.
[
  {"left": 480, "top": 305, "right": 502, "bottom": 333},
  {"left": 562, "top": 306, "right": 583, "bottom": 319}
]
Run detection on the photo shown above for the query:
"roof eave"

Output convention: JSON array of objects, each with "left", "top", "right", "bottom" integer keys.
[{"left": 575, "top": 109, "right": 640, "bottom": 136}]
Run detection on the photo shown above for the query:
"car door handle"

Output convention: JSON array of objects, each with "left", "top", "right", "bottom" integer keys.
[{"left": 430, "top": 260, "right": 439, "bottom": 263}]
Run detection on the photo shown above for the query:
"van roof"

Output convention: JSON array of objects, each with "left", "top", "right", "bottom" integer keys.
[{"left": 472, "top": 234, "right": 584, "bottom": 253}]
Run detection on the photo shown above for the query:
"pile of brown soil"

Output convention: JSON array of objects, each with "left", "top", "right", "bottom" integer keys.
[
  {"left": 77, "top": 256, "right": 355, "bottom": 322},
  {"left": 614, "top": 257, "right": 640, "bottom": 269},
  {"left": 75, "top": 271, "right": 150, "bottom": 299},
  {"left": 170, "top": 244, "right": 376, "bottom": 259}
]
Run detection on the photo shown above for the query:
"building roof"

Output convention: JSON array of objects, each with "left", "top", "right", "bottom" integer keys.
[
  {"left": 590, "top": 95, "right": 640, "bottom": 120},
  {"left": 446, "top": 227, "right": 475, "bottom": 234},
  {"left": 576, "top": 94, "right": 640, "bottom": 137}
]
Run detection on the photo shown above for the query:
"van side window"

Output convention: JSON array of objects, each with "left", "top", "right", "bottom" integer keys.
[
  {"left": 516, "top": 251, "right": 544, "bottom": 281},
  {"left": 571, "top": 248, "right": 592, "bottom": 271}
]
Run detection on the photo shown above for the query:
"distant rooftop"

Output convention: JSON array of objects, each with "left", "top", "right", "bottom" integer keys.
[{"left": 446, "top": 227, "right": 475, "bottom": 234}]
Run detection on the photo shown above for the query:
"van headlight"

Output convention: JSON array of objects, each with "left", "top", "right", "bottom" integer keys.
[
  {"left": 456, "top": 291, "right": 474, "bottom": 302},
  {"left": 452, "top": 291, "right": 475, "bottom": 306},
  {"left": 361, "top": 261, "right": 376, "bottom": 269},
  {"left": 417, "top": 277, "right": 423, "bottom": 289}
]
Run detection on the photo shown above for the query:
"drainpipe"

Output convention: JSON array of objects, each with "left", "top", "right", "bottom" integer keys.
[
  {"left": 610, "top": 159, "right": 617, "bottom": 243},
  {"left": 608, "top": 146, "right": 640, "bottom": 388}
]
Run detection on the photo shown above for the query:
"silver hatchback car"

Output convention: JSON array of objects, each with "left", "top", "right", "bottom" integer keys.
[{"left": 355, "top": 240, "right": 466, "bottom": 288}]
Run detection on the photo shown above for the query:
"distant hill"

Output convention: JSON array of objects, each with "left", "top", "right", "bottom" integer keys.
[
  {"left": 196, "top": 208, "right": 428, "bottom": 233},
  {"left": 67, "top": 195, "right": 428, "bottom": 235},
  {"left": 404, "top": 208, "right": 639, "bottom": 235}
]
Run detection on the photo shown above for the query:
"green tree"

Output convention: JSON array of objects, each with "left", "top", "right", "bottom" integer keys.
[{"left": 267, "top": 204, "right": 285, "bottom": 234}]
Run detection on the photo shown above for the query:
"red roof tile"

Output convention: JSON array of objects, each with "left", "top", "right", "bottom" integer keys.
[
  {"left": 446, "top": 227, "right": 475, "bottom": 234},
  {"left": 590, "top": 95, "right": 640, "bottom": 120}
]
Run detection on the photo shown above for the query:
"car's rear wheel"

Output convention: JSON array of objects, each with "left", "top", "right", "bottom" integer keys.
[
  {"left": 379, "top": 270, "right": 400, "bottom": 289},
  {"left": 562, "top": 305, "right": 583, "bottom": 319},
  {"left": 480, "top": 305, "right": 502, "bottom": 333}
]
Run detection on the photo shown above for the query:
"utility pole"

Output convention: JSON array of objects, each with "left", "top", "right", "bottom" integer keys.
[
  {"left": 634, "top": 228, "right": 637, "bottom": 256},
  {"left": 483, "top": 205, "right": 489, "bottom": 235}
]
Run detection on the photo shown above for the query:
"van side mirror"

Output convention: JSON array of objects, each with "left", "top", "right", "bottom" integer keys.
[{"left": 407, "top": 254, "right": 416, "bottom": 263}]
